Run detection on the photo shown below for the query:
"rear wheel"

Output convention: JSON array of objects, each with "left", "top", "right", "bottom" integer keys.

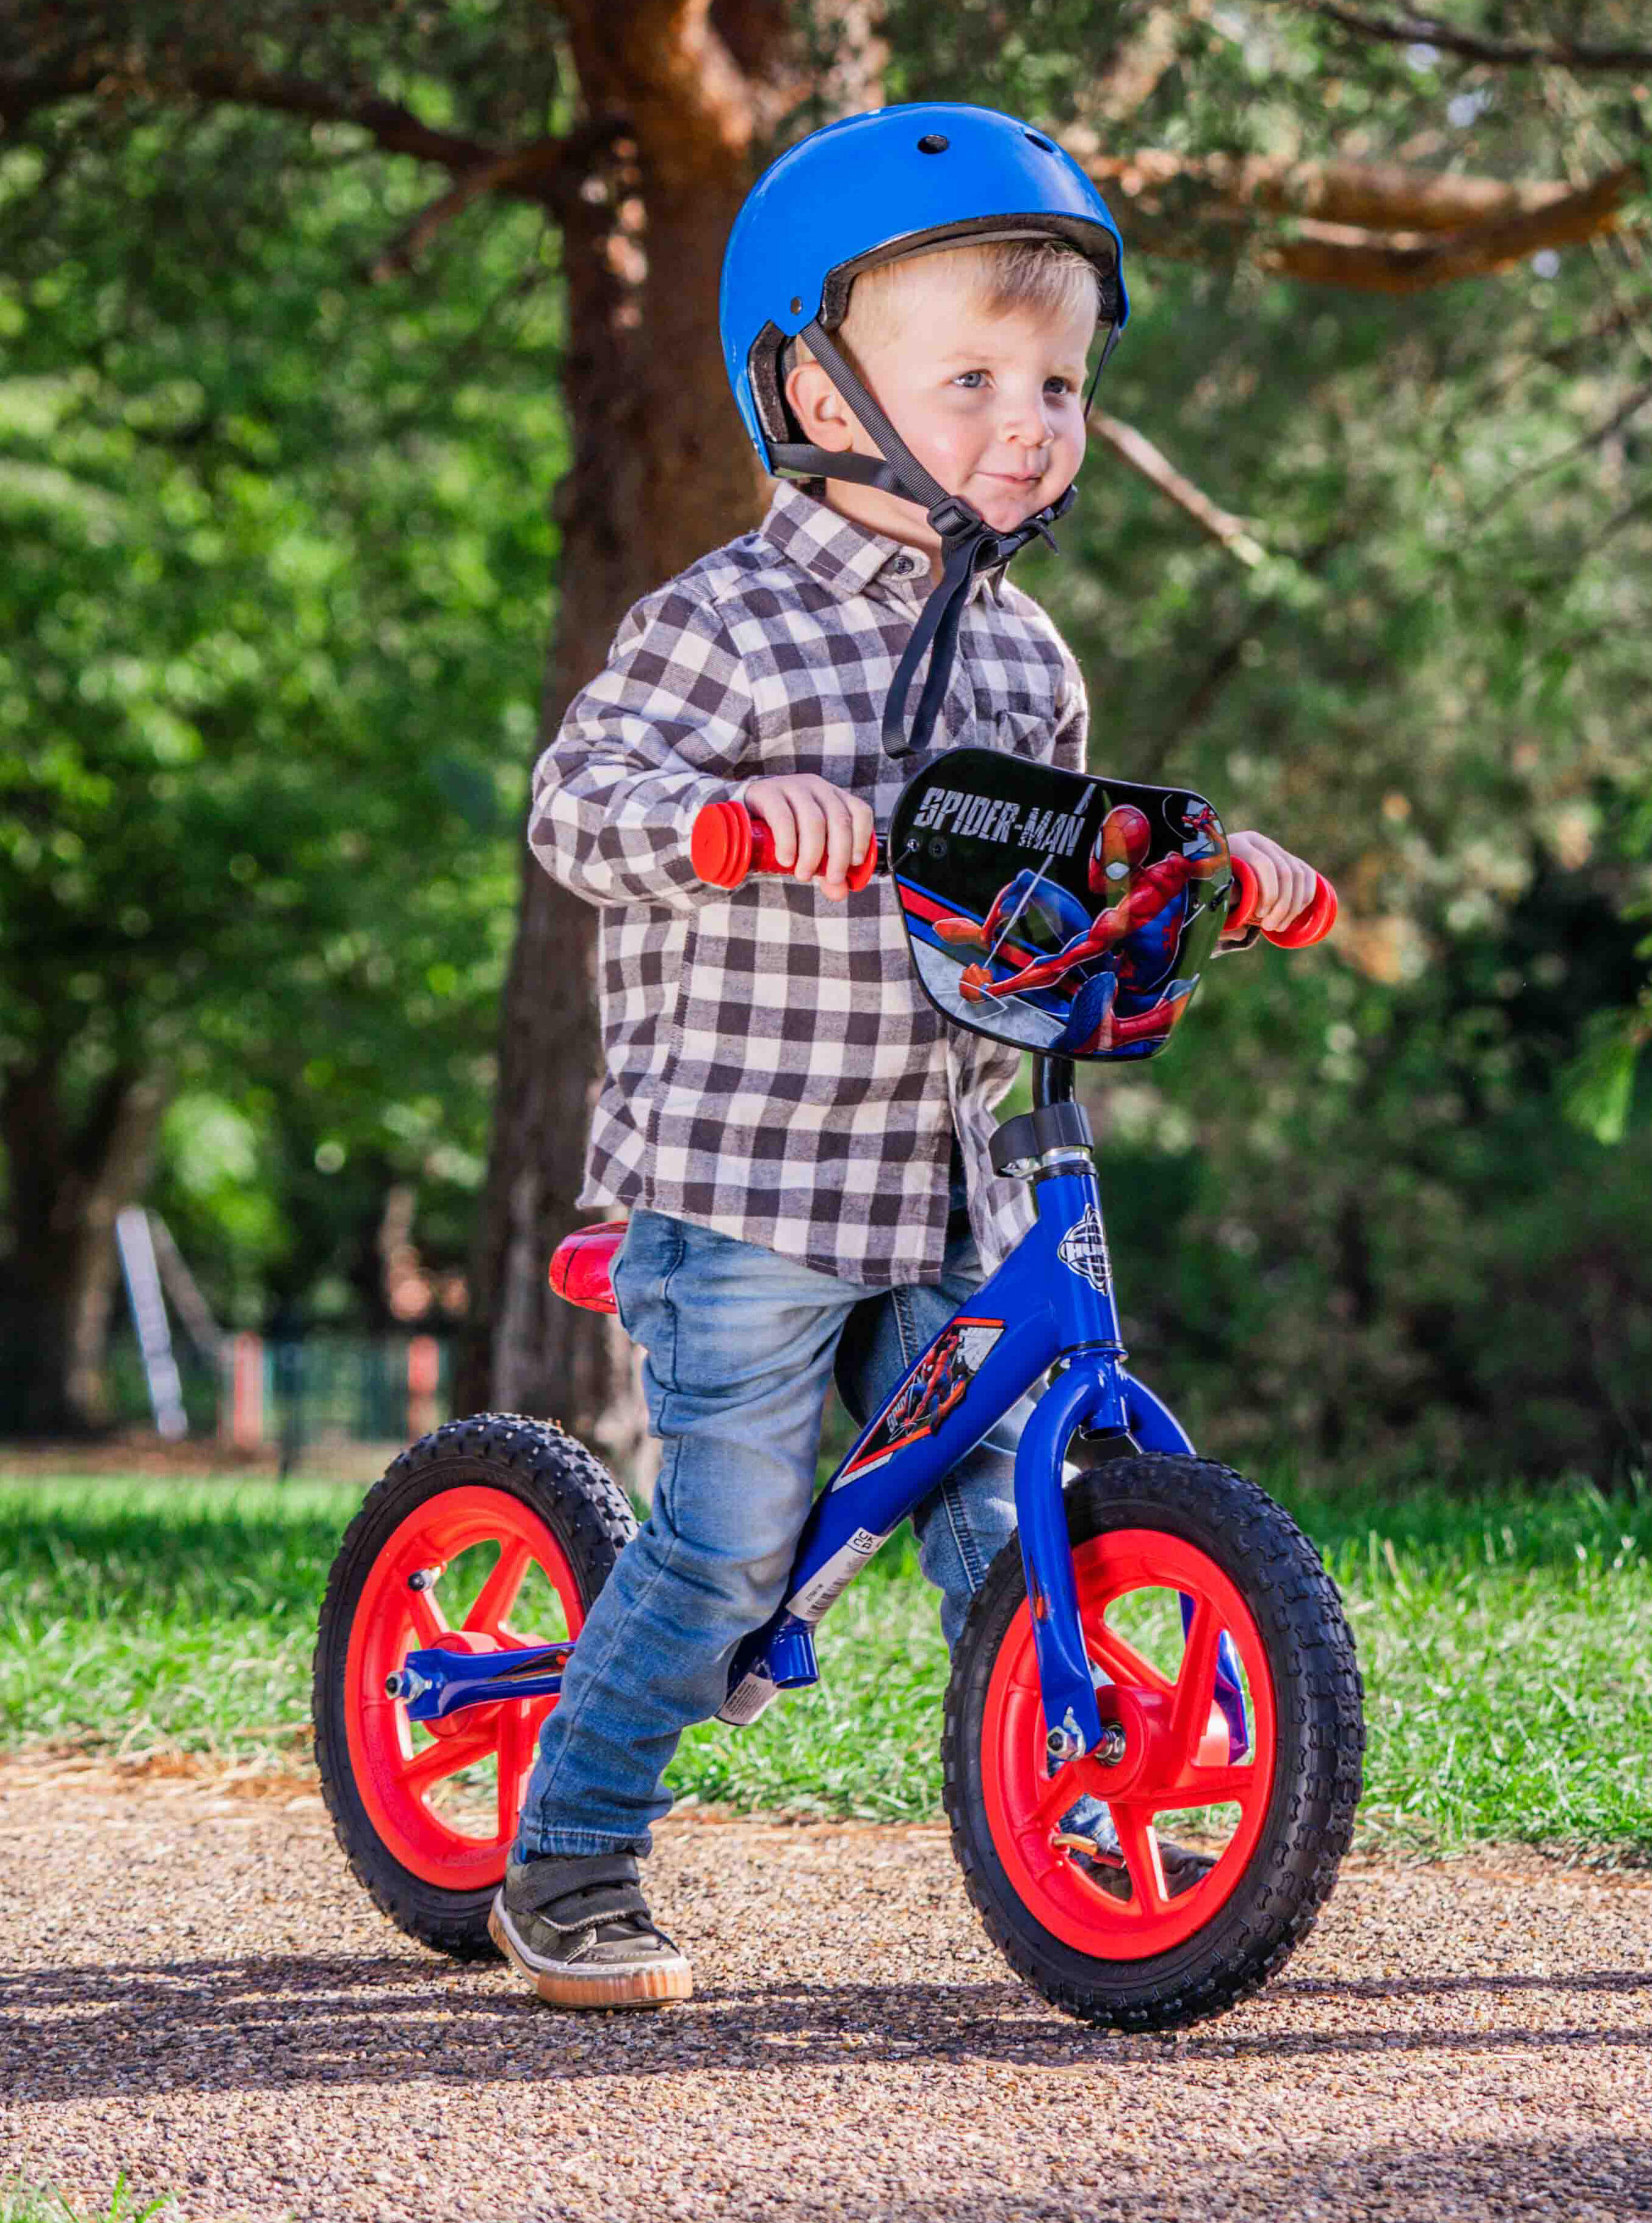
[
  {"left": 943, "top": 1455, "right": 1363, "bottom": 2030},
  {"left": 313, "top": 1413, "right": 636, "bottom": 1959}
]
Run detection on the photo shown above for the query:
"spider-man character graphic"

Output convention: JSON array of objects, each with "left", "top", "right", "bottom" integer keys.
[
  {"left": 942, "top": 799, "right": 1226, "bottom": 1056},
  {"left": 841, "top": 1321, "right": 999, "bottom": 1478},
  {"left": 882, "top": 1325, "right": 971, "bottom": 1437}
]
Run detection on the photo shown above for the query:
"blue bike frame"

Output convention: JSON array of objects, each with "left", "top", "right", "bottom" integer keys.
[
  {"left": 390, "top": 1109, "right": 1236, "bottom": 1770},
  {"left": 717, "top": 1155, "right": 1187, "bottom": 1749}
]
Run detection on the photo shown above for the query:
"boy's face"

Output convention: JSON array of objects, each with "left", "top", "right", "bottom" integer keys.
[{"left": 786, "top": 255, "right": 1096, "bottom": 567}]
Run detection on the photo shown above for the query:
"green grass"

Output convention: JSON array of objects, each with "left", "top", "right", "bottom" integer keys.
[
  {"left": 0, "top": 1479, "right": 357, "bottom": 1767},
  {"left": 0, "top": 2178, "right": 172, "bottom": 2222},
  {"left": 3, "top": 1469, "right": 1650, "bottom": 1859}
]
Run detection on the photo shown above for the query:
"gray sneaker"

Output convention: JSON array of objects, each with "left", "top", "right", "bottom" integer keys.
[{"left": 488, "top": 1851, "right": 692, "bottom": 2009}]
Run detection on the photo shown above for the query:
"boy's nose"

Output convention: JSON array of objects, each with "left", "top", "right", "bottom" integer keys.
[{"left": 998, "top": 398, "right": 1059, "bottom": 451}]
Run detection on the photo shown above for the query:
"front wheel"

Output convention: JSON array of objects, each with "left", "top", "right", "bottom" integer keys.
[{"left": 943, "top": 1456, "right": 1363, "bottom": 2031}]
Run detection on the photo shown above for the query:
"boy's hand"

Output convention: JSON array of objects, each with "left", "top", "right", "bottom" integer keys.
[
  {"left": 745, "top": 774, "right": 875, "bottom": 902},
  {"left": 1226, "top": 830, "right": 1318, "bottom": 935}
]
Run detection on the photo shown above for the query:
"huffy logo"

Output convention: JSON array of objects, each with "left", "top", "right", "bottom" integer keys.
[{"left": 1057, "top": 1204, "right": 1113, "bottom": 1296}]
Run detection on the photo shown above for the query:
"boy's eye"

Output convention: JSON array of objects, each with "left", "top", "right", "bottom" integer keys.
[{"left": 949, "top": 371, "right": 1078, "bottom": 394}]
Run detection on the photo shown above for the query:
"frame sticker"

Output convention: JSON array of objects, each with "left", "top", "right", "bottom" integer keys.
[
  {"left": 834, "top": 1317, "right": 1005, "bottom": 1484},
  {"left": 1057, "top": 1204, "right": 1113, "bottom": 1296},
  {"left": 787, "top": 1526, "right": 888, "bottom": 1622}
]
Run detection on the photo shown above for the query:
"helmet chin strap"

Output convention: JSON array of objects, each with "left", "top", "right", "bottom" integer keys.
[{"left": 767, "top": 319, "right": 1077, "bottom": 759}]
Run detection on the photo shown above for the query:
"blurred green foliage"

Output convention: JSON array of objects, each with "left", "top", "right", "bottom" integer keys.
[{"left": 0, "top": 104, "right": 563, "bottom": 1344}]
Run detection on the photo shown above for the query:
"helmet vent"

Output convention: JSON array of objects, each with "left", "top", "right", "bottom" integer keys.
[
  {"left": 1024, "top": 130, "right": 1056, "bottom": 152},
  {"left": 916, "top": 133, "right": 950, "bottom": 154}
]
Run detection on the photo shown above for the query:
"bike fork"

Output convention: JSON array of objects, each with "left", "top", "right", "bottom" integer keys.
[
  {"left": 1015, "top": 1352, "right": 1250, "bottom": 1766},
  {"left": 1013, "top": 1358, "right": 1112, "bottom": 1761}
]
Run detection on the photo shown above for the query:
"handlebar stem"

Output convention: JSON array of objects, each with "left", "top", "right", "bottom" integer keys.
[{"left": 1033, "top": 1055, "right": 1078, "bottom": 1112}]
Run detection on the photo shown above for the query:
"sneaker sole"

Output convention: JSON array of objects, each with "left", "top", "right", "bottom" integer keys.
[{"left": 488, "top": 1896, "right": 693, "bottom": 2010}]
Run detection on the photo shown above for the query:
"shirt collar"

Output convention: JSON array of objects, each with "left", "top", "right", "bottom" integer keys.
[{"left": 759, "top": 479, "right": 1004, "bottom": 606}]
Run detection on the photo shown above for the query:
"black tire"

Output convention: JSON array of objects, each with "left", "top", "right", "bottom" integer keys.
[
  {"left": 943, "top": 1454, "right": 1364, "bottom": 2031},
  {"left": 313, "top": 1412, "right": 636, "bottom": 1960}
]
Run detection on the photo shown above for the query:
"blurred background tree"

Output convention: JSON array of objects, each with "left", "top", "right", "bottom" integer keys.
[
  {"left": 0, "top": 65, "right": 560, "bottom": 1428},
  {"left": 1, "top": 2, "right": 1648, "bottom": 1479}
]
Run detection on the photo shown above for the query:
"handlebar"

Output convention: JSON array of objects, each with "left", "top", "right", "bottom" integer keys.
[
  {"left": 690, "top": 798, "right": 879, "bottom": 894},
  {"left": 1227, "top": 856, "right": 1338, "bottom": 949},
  {"left": 690, "top": 797, "right": 1333, "bottom": 949}
]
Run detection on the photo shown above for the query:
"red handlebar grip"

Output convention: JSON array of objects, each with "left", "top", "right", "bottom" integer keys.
[
  {"left": 689, "top": 799, "right": 756, "bottom": 888},
  {"left": 691, "top": 799, "right": 877, "bottom": 893},
  {"left": 1224, "top": 857, "right": 1338, "bottom": 949},
  {"left": 1265, "top": 873, "right": 1338, "bottom": 949},
  {"left": 1226, "top": 855, "right": 1261, "bottom": 935}
]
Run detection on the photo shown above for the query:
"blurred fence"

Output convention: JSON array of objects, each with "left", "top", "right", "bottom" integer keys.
[{"left": 103, "top": 1329, "right": 452, "bottom": 1463}]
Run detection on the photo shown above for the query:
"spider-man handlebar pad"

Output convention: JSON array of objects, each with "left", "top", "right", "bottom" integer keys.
[
  {"left": 1227, "top": 855, "right": 1338, "bottom": 949},
  {"left": 690, "top": 799, "right": 879, "bottom": 894}
]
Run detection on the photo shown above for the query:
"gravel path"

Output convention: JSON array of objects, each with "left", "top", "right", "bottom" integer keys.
[{"left": 2, "top": 1753, "right": 1650, "bottom": 2222}]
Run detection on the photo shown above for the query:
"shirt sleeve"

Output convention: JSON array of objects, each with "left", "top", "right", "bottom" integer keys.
[
  {"left": 1051, "top": 644, "right": 1089, "bottom": 776},
  {"left": 527, "top": 579, "right": 753, "bottom": 911}
]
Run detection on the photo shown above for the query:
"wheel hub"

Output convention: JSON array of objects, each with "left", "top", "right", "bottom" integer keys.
[{"left": 1082, "top": 1681, "right": 1165, "bottom": 1798}]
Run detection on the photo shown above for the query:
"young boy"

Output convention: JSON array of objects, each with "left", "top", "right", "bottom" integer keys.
[{"left": 493, "top": 103, "right": 1316, "bottom": 2009}]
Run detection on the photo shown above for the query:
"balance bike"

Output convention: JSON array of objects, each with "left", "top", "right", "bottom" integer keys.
[{"left": 313, "top": 747, "right": 1363, "bottom": 2029}]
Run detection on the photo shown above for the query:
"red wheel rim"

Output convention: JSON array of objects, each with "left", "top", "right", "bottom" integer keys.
[
  {"left": 342, "top": 1487, "right": 584, "bottom": 1891},
  {"left": 980, "top": 1529, "right": 1277, "bottom": 1961}
]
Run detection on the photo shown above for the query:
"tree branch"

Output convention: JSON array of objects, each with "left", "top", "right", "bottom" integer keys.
[
  {"left": 2, "top": 51, "right": 487, "bottom": 167},
  {"left": 1470, "top": 375, "right": 1652, "bottom": 524},
  {"left": 1303, "top": 3, "right": 1652, "bottom": 74},
  {"left": 1268, "top": 164, "right": 1640, "bottom": 292},
  {"left": 1091, "top": 415, "right": 1266, "bottom": 565},
  {"left": 1, "top": 52, "right": 596, "bottom": 222},
  {"left": 1072, "top": 137, "right": 1642, "bottom": 292},
  {"left": 181, "top": 65, "right": 507, "bottom": 171},
  {"left": 370, "top": 128, "right": 617, "bottom": 277}
]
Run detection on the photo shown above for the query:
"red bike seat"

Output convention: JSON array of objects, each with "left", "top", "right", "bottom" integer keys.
[{"left": 547, "top": 1220, "right": 626, "bottom": 1314}]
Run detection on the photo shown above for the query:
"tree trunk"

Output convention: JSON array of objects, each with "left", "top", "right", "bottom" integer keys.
[
  {"left": 0, "top": 1055, "right": 167, "bottom": 1434},
  {"left": 454, "top": 29, "right": 775, "bottom": 1479}
]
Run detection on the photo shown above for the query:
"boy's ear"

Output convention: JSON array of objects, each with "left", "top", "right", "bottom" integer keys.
[{"left": 785, "top": 358, "right": 858, "bottom": 453}]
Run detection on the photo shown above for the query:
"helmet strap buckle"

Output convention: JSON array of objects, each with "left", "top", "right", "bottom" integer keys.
[{"left": 926, "top": 493, "right": 985, "bottom": 547}]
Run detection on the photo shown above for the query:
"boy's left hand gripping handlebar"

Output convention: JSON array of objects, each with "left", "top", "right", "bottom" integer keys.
[
  {"left": 1226, "top": 855, "right": 1338, "bottom": 949},
  {"left": 690, "top": 799, "right": 879, "bottom": 893}
]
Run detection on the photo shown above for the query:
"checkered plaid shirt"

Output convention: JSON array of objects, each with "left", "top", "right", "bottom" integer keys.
[{"left": 529, "top": 478, "right": 1087, "bottom": 1288}]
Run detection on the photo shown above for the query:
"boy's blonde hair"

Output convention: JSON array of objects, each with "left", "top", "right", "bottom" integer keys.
[{"left": 788, "top": 236, "right": 1102, "bottom": 385}]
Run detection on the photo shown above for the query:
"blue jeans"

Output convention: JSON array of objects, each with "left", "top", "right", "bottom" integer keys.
[{"left": 515, "top": 1205, "right": 1023, "bottom": 1859}]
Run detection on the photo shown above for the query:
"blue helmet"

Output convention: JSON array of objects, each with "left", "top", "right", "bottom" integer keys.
[
  {"left": 719, "top": 103, "right": 1129, "bottom": 763},
  {"left": 720, "top": 101, "right": 1128, "bottom": 474}
]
